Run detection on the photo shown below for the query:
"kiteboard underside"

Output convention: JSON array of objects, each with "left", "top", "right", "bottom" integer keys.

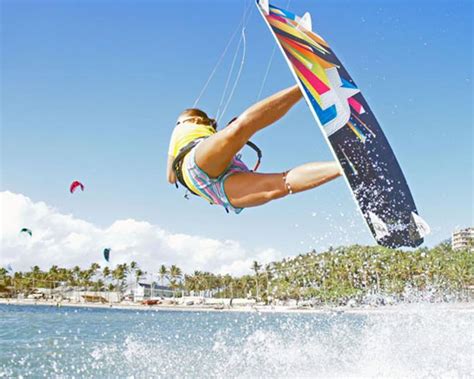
[{"left": 257, "top": 1, "right": 429, "bottom": 248}]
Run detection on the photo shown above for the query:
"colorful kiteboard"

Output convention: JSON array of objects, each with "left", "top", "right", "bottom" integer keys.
[{"left": 256, "top": 0, "right": 429, "bottom": 247}]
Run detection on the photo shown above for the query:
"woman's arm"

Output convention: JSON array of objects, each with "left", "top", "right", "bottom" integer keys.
[{"left": 167, "top": 154, "right": 177, "bottom": 184}]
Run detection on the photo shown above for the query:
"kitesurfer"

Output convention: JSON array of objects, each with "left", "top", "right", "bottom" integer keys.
[{"left": 167, "top": 84, "right": 342, "bottom": 213}]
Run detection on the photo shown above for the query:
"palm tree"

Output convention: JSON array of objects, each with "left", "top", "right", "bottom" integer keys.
[
  {"left": 239, "top": 275, "right": 253, "bottom": 299},
  {"left": 112, "top": 264, "right": 128, "bottom": 299},
  {"left": 29, "top": 265, "right": 42, "bottom": 289},
  {"left": 86, "top": 263, "right": 101, "bottom": 288},
  {"left": 130, "top": 261, "right": 138, "bottom": 285},
  {"left": 158, "top": 265, "right": 168, "bottom": 286},
  {"left": 102, "top": 266, "right": 111, "bottom": 285},
  {"left": 135, "top": 269, "right": 145, "bottom": 284},
  {"left": 252, "top": 261, "right": 261, "bottom": 300},
  {"left": 223, "top": 274, "right": 233, "bottom": 298},
  {"left": 72, "top": 266, "right": 81, "bottom": 286},
  {"left": 264, "top": 265, "right": 274, "bottom": 303},
  {"left": 184, "top": 274, "right": 197, "bottom": 294},
  {"left": 189, "top": 271, "right": 206, "bottom": 295},
  {"left": 0, "top": 268, "right": 11, "bottom": 292},
  {"left": 168, "top": 265, "right": 182, "bottom": 298},
  {"left": 89, "top": 263, "right": 101, "bottom": 272},
  {"left": 0, "top": 267, "right": 8, "bottom": 277}
]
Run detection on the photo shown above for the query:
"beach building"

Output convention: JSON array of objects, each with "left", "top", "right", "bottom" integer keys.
[
  {"left": 451, "top": 227, "right": 474, "bottom": 251},
  {"left": 130, "top": 282, "right": 173, "bottom": 301}
]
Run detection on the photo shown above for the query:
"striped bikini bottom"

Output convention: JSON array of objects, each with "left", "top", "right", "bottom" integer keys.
[{"left": 181, "top": 145, "right": 250, "bottom": 214}]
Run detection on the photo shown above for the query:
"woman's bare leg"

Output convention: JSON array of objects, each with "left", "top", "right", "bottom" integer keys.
[
  {"left": 195, "top": 85, "right": 302, "bottom": 178},
  {"left": 224, "top": 161, "right": 342, "bottom": 208}
]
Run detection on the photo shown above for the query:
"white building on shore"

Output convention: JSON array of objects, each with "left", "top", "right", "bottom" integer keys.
[
  {"left": 129, "top": 282, "right": 174, "bottom": 302},
  {"left": 452, "top": 227, "right": 474, "bottom": 251}
]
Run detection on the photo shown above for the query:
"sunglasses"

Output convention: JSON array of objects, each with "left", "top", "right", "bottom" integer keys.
[{"left": 176, "top": 116, "right": 217, "bottom": 129}]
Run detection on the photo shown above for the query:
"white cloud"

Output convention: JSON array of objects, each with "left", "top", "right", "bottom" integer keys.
[{"left": 0, "top": 191, "right": 285, "bottom": 276}]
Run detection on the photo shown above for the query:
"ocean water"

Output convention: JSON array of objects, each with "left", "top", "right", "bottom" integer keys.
[{"left": 0, "top": 304, "right": 472, "bottom": 378}]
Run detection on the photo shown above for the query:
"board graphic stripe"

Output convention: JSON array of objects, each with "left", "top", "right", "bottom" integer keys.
[
  {"left": 287, "top": 54, "right": 330, "bottom": 94},
  {"left": 352, "top": 112, "right": 376, "bottom": 138},
  {"left": 268, "top": 16, "right": 329, "bottom": 55},
  {"left": 347, "top": 121, "right": 367, "bottom": 143},
  {"left": 279, "top": 34, "right": 335, "bottom": 70}
]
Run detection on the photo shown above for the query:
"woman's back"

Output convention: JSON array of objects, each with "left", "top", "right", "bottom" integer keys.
[{"left": 168, "top": 121, "right": 216, "bottom": 159}]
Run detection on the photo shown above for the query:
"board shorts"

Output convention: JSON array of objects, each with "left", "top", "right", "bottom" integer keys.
[{"left": 182, "top": 146, "right": 250, "bottom": 214}]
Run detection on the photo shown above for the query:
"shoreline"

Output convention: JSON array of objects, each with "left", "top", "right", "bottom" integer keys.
[{"left": 1, "top": 298, "right": 473, "bottom": 315}]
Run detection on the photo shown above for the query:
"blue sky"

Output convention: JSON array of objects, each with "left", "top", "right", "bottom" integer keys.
[{"left": 2, "top": 0, "right": 472, "bottom": 263}]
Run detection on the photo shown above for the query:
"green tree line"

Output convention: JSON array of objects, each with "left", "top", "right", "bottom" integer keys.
[{"left": 1, "top": 243, "right": 472, "bottom": 304}]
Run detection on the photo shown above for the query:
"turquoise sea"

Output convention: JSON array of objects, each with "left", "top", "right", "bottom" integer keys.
[{"left": 0, "top": 303, "right": 472, "bottom": 378}]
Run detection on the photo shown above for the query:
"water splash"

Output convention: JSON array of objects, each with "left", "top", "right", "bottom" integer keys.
[{"left": 0, "top": 303, "right": 472, "bottom": 378}]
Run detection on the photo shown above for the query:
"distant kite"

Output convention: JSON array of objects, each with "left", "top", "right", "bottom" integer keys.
[
  {"left": 20, "top": 228, "right": 32, "bottom": 237},
  {"left": 70, "top": 181, "right": 84, "bottom": 194},
  {"left": 103, "top": 248, "right": 111, "bottom": 262},
  {"left": 6, "top": 264, "right": 13, "bottom": 273}
]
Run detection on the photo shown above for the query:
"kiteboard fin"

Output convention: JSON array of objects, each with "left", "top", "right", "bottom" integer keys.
[
  {"left": 368, "top": 211, "right": 390, "bottom": 240},
  {"left": 259, "top": 0, "right": 269, "bottom": 14},
  {"left": 411, "top": 212, "right": 431, "bottom": 238},
  {"left": 296, "top": 12, "right": 312, "bottom": 31}
]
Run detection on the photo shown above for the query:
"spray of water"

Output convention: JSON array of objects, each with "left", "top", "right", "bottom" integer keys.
[{"left": 1, "top": 303, "right": 471, "bottom": 378}]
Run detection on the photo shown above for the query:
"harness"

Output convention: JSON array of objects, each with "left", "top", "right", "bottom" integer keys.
[{"left": 172, "top": 138, "right": 262, "bottom": 196}]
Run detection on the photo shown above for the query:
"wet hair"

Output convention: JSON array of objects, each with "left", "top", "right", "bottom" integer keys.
[{"left": 177, "top": 108, "right": 209, "bottom": 121}]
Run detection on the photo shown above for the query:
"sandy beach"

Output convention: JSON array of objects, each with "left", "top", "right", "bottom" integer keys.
[{"left": 2, "top": 298, "right": 473, "bottom": 315}]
